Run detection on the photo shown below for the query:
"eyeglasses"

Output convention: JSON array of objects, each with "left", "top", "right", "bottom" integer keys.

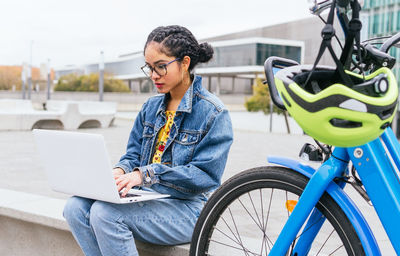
[{"left": 141, "top": 58, "right": 180, "bottom": 78}]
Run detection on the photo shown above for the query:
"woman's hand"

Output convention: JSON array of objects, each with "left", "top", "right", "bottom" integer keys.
[
  {"left": 113, "top": 168, "right": 125, "bottom": 178},
  {"left": 115, "top": 170, "right": 143, "bottom": 197}
]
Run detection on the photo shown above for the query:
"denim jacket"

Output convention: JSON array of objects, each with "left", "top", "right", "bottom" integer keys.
[{"left": 115, "top": 76, "right": 233, "bottom": 200}]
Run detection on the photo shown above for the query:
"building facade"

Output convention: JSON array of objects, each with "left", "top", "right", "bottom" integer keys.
[
  {"left": 203, "top": 15, "right": 344, "bottom": 67},
  {"left": 55, "top": 15, "right": 346, "bottom": 95},
  {"left": 55, "top": 38, "right": 304, "bottom": 94},
  {"left": 361, "top": 0, "right": 400, "bottom": 85}
]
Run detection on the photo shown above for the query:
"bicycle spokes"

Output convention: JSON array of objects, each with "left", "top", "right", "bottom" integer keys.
[{"left": 204, "top": 187, "right": 347, "bottom": 255}]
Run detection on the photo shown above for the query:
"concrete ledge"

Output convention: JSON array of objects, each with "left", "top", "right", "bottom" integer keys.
[
  {"left": 0, "top": 192, "right": 69, "bottom": 231},
  {"left": 0, "top": 99, "right": 117, "bottom": 130},
  {"left": 135, "top": 241, "right": 190, "bottom": 256},
  {"left": 0, "top": 188, "right": 190, "bottom": 256},
  {"left": 0, "top": 189, "right": 81, "bottom": 256},
  {"left": 0, "top": 215, "right": 82, "bottom": 256}
]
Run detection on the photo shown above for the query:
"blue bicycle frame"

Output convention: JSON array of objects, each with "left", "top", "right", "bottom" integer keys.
[{"left": 267, "top": 127, "right": 400, "bottom": 255}]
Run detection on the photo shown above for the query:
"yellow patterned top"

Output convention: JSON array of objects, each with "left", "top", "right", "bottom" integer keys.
[{"left": 152, "top": 111, "right": 176, "bottom": 163}]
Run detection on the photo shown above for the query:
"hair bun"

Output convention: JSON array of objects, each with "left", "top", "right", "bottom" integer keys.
[{"left": 198, "top": 42, "right": 214, "bottom": 63}]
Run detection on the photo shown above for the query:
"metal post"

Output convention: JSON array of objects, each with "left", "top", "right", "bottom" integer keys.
[
  {"left": 21, "top": 67, "right": 26, "bottom": 99},
  {"left": 128, "top": 80, "right": 132, "bottom": 91},
  {"left": 216, "top": 75, "right": 221, "bottom": 96},
  {"left": 27, "top": 67, "right": 32, "bottom": 100},
  {"left": 269, "top": 99, "right": 273, "bottom": 132},
  {"left": 284, "top": 111, "right": 291, "bottom": 134},
  {"left": 393, "top": 108, "right": 399, "bottom": 138},
  {"left": 267, "top": 75, "right": 274, "bottom": 133},
  {"left": 99, "top": 51, "right": 104, "bottom": 101},
  {"left": 28, "top": 41, "right": 33, "bottom": 100},
  {"left": 47, "top": 59, "right": 51, "bottom": 100}
]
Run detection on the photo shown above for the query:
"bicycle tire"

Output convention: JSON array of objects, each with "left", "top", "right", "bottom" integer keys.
[{"left": 190, "top": 166, "right": 365, "bottom": 256}]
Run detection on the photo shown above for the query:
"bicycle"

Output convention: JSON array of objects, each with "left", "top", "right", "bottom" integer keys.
[{"left": 190, "top": 0, "right": 400, "bottom": 255}]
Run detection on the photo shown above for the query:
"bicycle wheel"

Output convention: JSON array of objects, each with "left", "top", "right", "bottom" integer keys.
[{"left": 190, "top": 166, "right": 365, "bottom": 256}]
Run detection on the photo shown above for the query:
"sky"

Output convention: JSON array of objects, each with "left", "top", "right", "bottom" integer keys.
[{"left": 0, "top": 0, "right": 313, "bottom": 68}]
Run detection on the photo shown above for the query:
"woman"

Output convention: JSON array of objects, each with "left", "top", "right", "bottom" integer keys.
[{"left": 63, "top": 25, "right": 233, "bottom": 256}]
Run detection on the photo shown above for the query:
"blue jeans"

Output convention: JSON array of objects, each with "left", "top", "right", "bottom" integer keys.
[{"left": 63, "top": 196, "right": 202, "bottom": 256}]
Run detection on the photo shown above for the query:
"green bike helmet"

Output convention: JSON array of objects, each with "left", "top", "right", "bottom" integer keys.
[{"left": 275, "top": 65, "right": 398, "bottom": 147}]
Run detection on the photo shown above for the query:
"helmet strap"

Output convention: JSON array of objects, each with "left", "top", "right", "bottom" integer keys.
[
  {"left": 340, "top": 1, "right": 363, "bottom": 77},
  {"left": 305, "top": 1, "right": 362, "bottom": 88}
]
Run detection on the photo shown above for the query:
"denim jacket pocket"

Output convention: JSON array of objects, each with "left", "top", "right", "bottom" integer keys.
[
  {"left": 173, "top": 130, "right": 201, "bottom": 165},
  {"left": 142, "top": 123, "right": 155, "bottom": 138},
  {"left": 175, "top": 131, "right": 200, "bottom": 145},
  {"left": 141, "top": 123, "right": 155, "bottom": 165}
]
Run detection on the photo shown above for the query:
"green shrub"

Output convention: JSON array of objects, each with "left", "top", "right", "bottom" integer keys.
[
  {"left": 54, "top": 74, "right": 80, "bottom": 91},
  {"left": 105, "top": 77, "right": 131, "bottom": 92},
  {"left": 245, "top": 78, "right": 282, "bottom": 114},
  {"left": 55, "top": 73, "right": 130, "bottom": 92}
]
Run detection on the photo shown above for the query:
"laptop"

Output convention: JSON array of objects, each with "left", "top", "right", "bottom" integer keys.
[{"left": 32, "top": 129, "right": 170, "bottom": 204}]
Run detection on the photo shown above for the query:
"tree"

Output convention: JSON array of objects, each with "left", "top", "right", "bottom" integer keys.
[
  {"left": 245, "top": 78, "right": 282, "bottom": 114},
  {"left": 0, "top": 65, "right": 49, "bottom": 91},
  {"left": 54, "top": 73, "right": 130, "bottom": 92},
  {"left": 0, "top": 66, "right": 21, "bottom": 90},
  {"left": 245, "top": 78, "right": 290, "bottom": 133}
]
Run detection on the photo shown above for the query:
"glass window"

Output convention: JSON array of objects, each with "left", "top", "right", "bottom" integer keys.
[
  {"left": 372, "top": 14, "right": 380, "bottom": 35},
  {"left": 389, "top": 47, "right": 396, "bottom": 57},
  {"left": 388, "top": 11, "right": 394, "bottom": 32},
  {"left": 398, "top": 11, "right": 400, "bottom": 30},
  {"left": 368, "top": 15, "right": 374, "bottom": 37},
  {"left": 256, "top": 44, "right": 301, "bottom": 65},
  {"left": 379, "top": 13, "right": 384, "bottom": 34},
  {"left": 197, "top": 42, "right": 302, "bottom": 68},
  {"left": 392, "top": 48, "right": 400, "bottom": 88},
  {"left": 199, "top": 43, "right": 257, "bottom": 68},
  {"left": 382, "top": 12, "right": 387, "bottom": 33}
]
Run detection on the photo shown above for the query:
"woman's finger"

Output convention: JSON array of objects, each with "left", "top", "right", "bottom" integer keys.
[
  {"left": 121, "top": 180, "right": 135, "bottom": 197},
  {"left": 120, "top": 172, "right": 141, "bottom": 196},
  {"left": 115, "top": 173, "right": 130, "bottom": 185},
  {"left": 115, "top": 175, "right": 125, "bottom": 185},
  {"left": 116, "top": 177, "right": 130, "bottom": 192}
]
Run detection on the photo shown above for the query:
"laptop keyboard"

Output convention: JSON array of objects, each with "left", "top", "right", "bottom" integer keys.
[{"left": 120, "top": 193, "right": 140, "bottom": 198}]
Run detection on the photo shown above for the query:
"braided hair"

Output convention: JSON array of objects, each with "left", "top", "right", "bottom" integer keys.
[{"left": 144, "top": 25, "right": 214, "bottom": 72}]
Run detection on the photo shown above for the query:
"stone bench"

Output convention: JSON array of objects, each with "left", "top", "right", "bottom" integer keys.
[
  {"left": 0, "top": 188, "right": 190, "bottom": 256},
  {"left": 0, "top": 99, "right": 117, "bottom": 131},
  {"left": 0, "top": 99, "right": 63, "bottom": 130},
  {"left": 46, "top": 100, "right": 117, "bottom": 129}
]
